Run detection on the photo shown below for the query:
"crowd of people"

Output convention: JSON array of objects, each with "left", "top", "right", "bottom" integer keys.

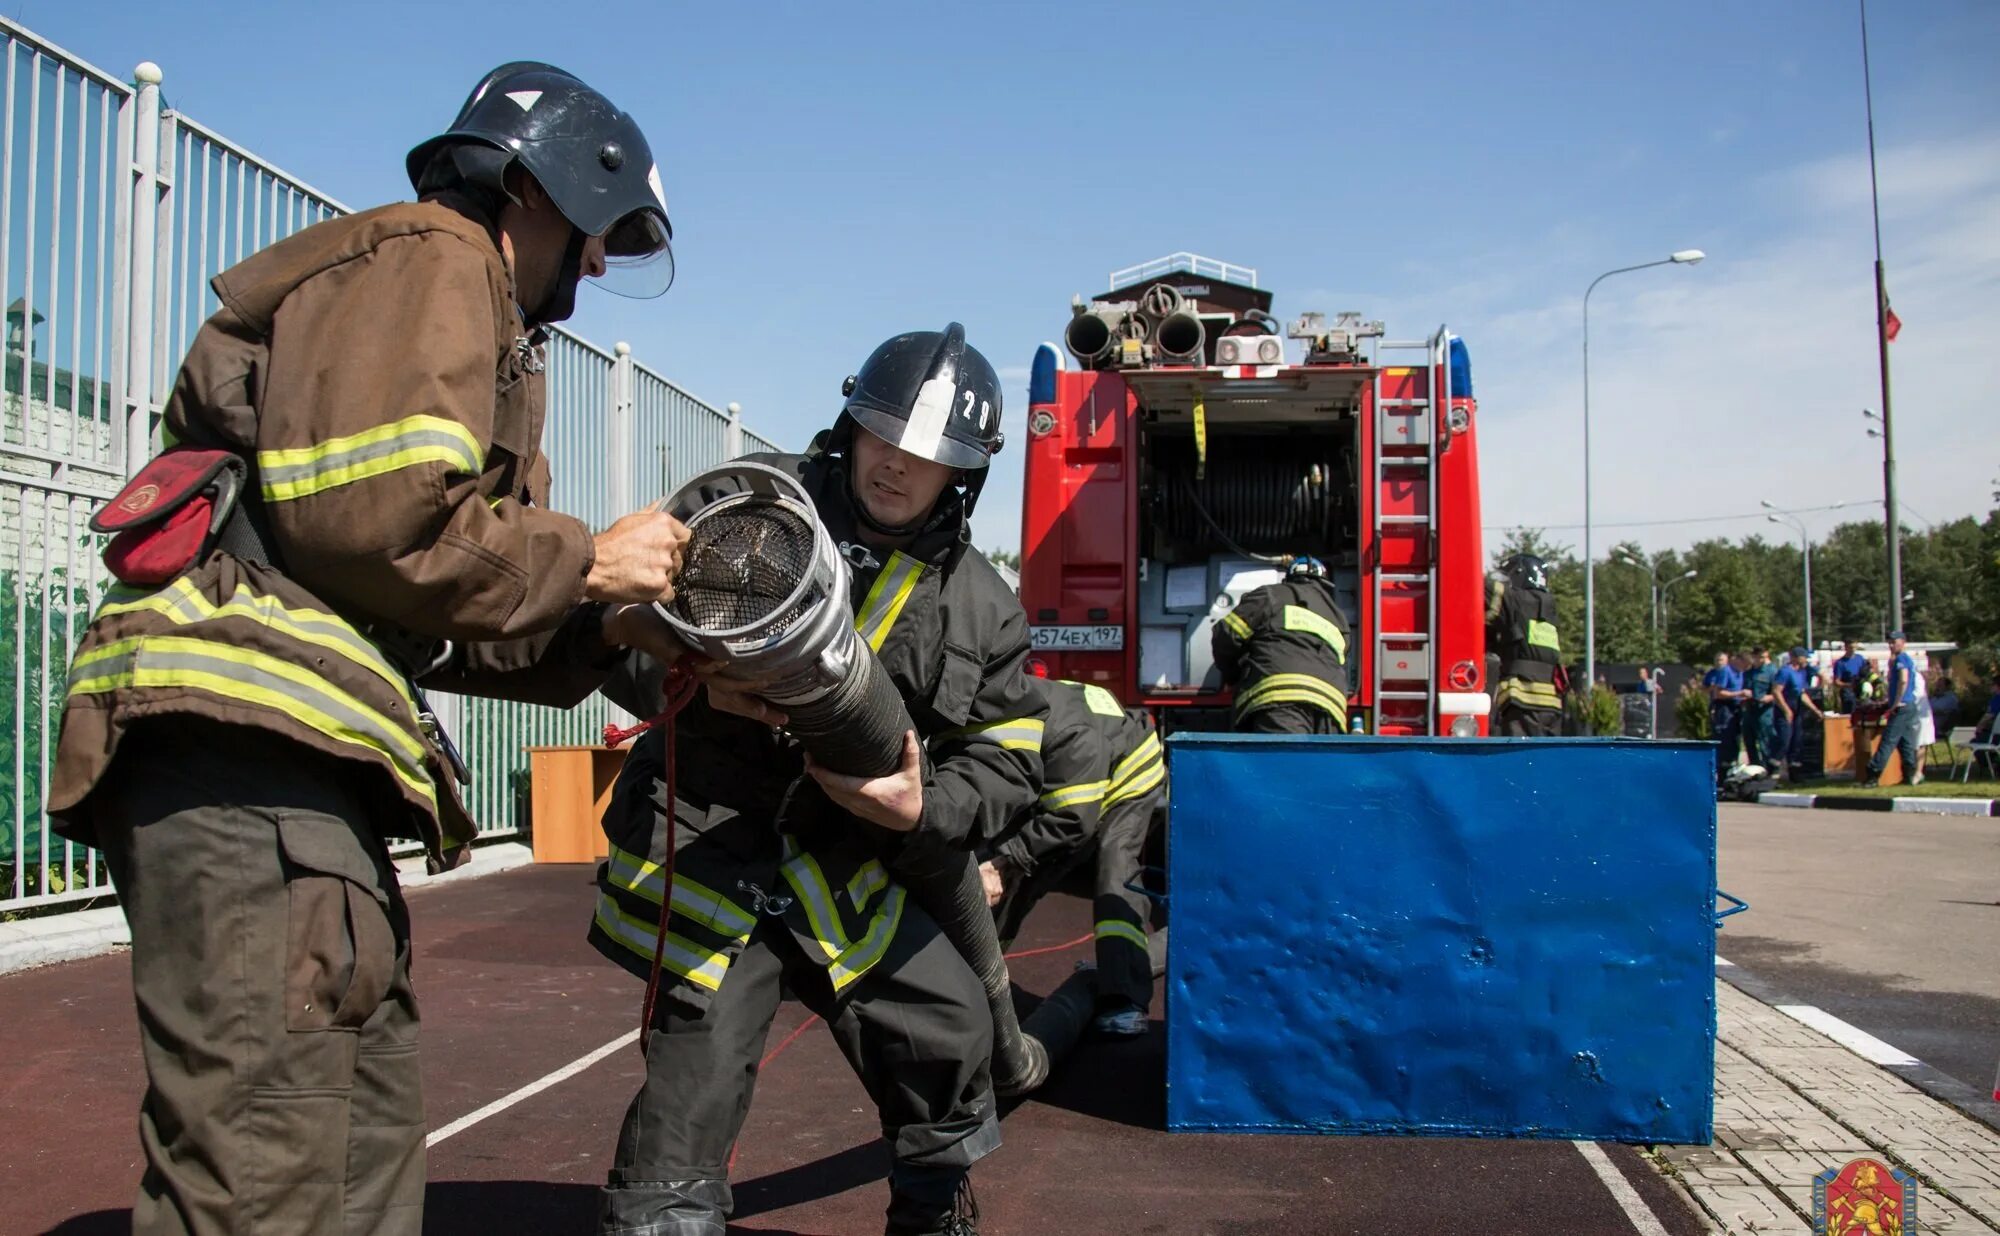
[{"left": 1700, "top": 633, "right": 1983, "bottom": 785}]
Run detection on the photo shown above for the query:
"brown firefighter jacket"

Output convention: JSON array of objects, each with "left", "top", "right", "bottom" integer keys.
[
  {"left": 53, "top": 196, "right": 616, "bottom": 863},
  {"left": 588, "top": 450, "right": 1048, "bottom": 1009}
]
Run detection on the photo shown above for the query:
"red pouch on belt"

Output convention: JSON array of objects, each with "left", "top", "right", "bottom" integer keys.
[{"left": 90, "top": 448, "right": 248, "bottom": 586}]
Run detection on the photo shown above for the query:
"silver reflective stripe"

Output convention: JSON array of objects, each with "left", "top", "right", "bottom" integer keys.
[
  {"left": 943, "top": 717, "right": 1045, "bottom": 751},
  {"left": 779, "top": 838, "right": 848, "bottom": 961},
  {"left": 854, "top": 552, "right": 925, "bottom": 652},
  {"left": 259, "top": 419, "right": 484, "bottom": 501},
  {"left": 828, "top": 885, "right": 907, "bottom": 991},
  {"left": 606, "top": 847, "right": 756, "bottom": 939},
  {"left": 845, "top": 860, "right": 889, "bottom": 911},
  {"left": 593, "top": 893, "right": 732, "bottom": 991}
]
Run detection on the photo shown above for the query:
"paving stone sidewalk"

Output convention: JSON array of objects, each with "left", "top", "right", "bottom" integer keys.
[{"left": 1658, "top": 980, "right": 2000, "bottom": 1233}]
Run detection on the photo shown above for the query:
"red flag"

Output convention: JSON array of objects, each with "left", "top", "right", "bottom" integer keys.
[{"left": 1885, "top": 304, "right": 1902, "bottom": 342}]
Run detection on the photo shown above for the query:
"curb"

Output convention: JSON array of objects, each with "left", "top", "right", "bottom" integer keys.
[
  {"left": 1753, "top": 790, "right": 2000, "bottom": 816},
  {"left": 0, "top": 841, "right": 537, "bottom": 978}
]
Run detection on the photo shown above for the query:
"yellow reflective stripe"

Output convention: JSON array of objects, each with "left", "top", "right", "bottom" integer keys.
[
  {"left": 1496, "top": 678, "right": 1562, "bottom": 709},
  {"left": 1282, "top": 604, "right": 1348, "bottom": 662},
  {"left": 1220, "top": 611, "right": 1252, "bottom": 640},
  {"left": 854, "top": 552, "right": 925, "bottom": 653},
  {"left": 259, "top": 414, "right": 484, "bottom": 502},
  {"left": 592, "top": 893, "right": 732, "bottom": 991},
  {"left": 1105, "top": 754, "right": 1166, "bottom": 807},
  {"left": 1526, "top": 620, "right": 1560, "bottom": 652},
  {"left": 67, "top": 635, "right": 434, "bottom": 805},
  {"left": 1095, "top": 919, "right": 1148, "bottom": 949},
  {"left": 605, "top": 844, "right": 756, "bottom": 939},
  {"left": 845, "top": 859, "right": 889, "bottom": 911},
  {"left": 829, "top": 885, "right": 907, "bottom": 991},
  {"left": 1108, "top": 732, "right": 1162, "bottom": 791},
  {"left": 96, "top": 578, "right": 415, "bottom": 714},
  {"left": 1236, "top": 673, "right": 1347, "bottom": 715},
  {"left": 778, "top": 835, "right": 847, "bottom": 961},
  {"left": 941, "top": 716, "right": 1045, "bottom": 752},
  {"left": 1039, "top": 780, "right": 1107, "bottom": 811}
]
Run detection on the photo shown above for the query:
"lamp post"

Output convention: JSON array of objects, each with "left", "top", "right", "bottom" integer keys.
[
  {"left": 1660, "top": 569, "right": 1698, "bottom": 650},
  {"left": 1584, "top": 249, "right": 1705, "bottom": 695},
  {"left": 1613, "top": 548, "right": 1696, "bottom": 659},
  {"left": 1761, "top": 500, "right": 1835, "bottom": 653}
]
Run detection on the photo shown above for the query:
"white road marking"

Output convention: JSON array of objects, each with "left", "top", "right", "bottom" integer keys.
[
  {"left": 427, "top": 1029, "right": 639, "bottom": 1148},
  {"left": 1775, "top": 1005, "right": 1920, "bottom": 1066},
  {"left": 1571, "top": 1140, "right": 1672, "bottom": 1236}
]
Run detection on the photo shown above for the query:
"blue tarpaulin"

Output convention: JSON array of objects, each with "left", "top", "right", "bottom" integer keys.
[{"left": 1166, "top": 735, "right": 1717, "bottom": 1144}]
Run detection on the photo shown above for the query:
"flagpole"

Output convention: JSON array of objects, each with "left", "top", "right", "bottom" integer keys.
[{"left": 1861, "top": 0, "right": 1903, "bottom": 631}]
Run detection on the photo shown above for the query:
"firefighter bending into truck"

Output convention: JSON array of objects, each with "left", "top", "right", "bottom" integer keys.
[
  {"left": 980, "top": 677, "right": 1167, "bottom": 1037},
  {"left": 1211, "top": 555, "right": 1354, "bottom": 733},
  {"left": 1487, "top": 553, "right": 1565, "bottom": 737},
  {"left": 47, "top": 64, "right": 690, "bottom": 1235},
  {"left": 587, "top": 325, "right": 1043, "bottom": 1236}
]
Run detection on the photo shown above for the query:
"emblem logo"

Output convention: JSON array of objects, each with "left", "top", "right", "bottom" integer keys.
[
  {"left": 117, "top": 484, "right": 161, "bottom": 515},
  {"left": 1812, "top": 1156, "right": 1913, "bottom": 1235}
]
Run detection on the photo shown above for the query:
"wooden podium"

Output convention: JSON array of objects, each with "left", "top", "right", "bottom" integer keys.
[
  {"left": 526, "top": 745, "right": 628, "bottom": 863},
  {"left": 1844, "top": 717, "right": 1905, "bottom": 786}
]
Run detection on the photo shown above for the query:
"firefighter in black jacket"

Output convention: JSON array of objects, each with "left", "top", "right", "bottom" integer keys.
[
  {"left": 981, "top": 678, "right": 1165, "bottom": 1037},
  {"left": 1487, "top": 553, "right": 1564, "bottom": 737},
  {"left": 1211, "top": 556, "right": 1354, "bottom": 734},
  {"left": 590, "top": 326, "right": 1042, "bottom": 1236}
]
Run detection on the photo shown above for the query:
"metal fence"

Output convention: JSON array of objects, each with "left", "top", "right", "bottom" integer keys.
[{"left": 0, "top": 17, "right": 781, "bottom": 912}]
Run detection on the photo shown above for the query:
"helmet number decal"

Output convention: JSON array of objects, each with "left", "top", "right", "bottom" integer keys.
[{"left": 959, "top": 389, "right": 993, "bottom": 433}]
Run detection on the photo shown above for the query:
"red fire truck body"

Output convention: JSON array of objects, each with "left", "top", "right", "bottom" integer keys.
[{"left": 1017, "top": 254, "right": 1490, "bottom": 736}]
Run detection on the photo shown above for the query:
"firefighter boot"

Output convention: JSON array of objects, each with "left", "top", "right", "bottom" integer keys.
[
  {"left": 885, "top": 1163, "right": 979, "bottom": 1236},
  {"left": 598, "top": 1178, "right": 730, "bottom": 1236}
]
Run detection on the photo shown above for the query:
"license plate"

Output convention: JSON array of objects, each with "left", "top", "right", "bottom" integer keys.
[{"left": 1029, "top": 624, "right": 1125, "bottom": 652}]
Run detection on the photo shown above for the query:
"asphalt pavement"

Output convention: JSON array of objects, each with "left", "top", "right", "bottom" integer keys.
[{"left": 1715, "top": 800, "right": 2000, "bottom": 1107}]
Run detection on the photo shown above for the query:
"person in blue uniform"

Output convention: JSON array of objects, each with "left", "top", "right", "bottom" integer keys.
[
  {"left": 1830, "top": 639, "right": 1867, "bottom": 713},
  {"left": 1703, "top": 651, "right": 1748, "bottom": 777},
  {"left": 1771, "top": 648, "right": 1824, "bottom": 780},
  {"left": 1863, "top": 632, "right": 1924, "bottom": 787},
  {"left": 1743, "top": 647, "right": 1783, "bottom": 768}
]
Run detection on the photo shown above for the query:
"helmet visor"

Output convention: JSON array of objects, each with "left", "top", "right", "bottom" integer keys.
[{"left": 594, "top": 209, "right": 674, "bottom": 298}]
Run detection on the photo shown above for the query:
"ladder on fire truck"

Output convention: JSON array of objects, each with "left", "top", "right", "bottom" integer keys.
[{"left": 1368, "top": 327, "right": 1452, "bottom": 735}]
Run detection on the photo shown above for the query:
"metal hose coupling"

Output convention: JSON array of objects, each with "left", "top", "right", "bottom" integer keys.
[{"left": 653, "top": 461, "right": 1041, "bottom": 1092}]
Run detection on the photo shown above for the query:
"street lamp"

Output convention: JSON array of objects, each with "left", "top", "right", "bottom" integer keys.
[
  {"left": 1761, "top": 500, "right": 1842, "bottom": 653},
  {"left": 1613, "top": 548, "right": 1697, "bottom": 656},
  {"left": 1583, "top": 249, "right": 1705, "bottom": 696},
  {"left": 1660, "top": 569, "right": 1698, "bottom": 650}
]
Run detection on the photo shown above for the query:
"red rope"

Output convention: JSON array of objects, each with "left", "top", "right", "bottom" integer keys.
[
  {"left": 1003, "top": 931, "right": 1094, "bottom": 962},
  {"left": 610, "top": 661, "right": 700, "bottom": 1058}
]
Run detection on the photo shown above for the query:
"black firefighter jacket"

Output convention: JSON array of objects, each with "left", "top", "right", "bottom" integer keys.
[
  {"left": 589, "top": 451, "right": 1047, "bottom": 1011},
  {"left": 1211, "top": 578, "right": 1354, "bottom": 729}
]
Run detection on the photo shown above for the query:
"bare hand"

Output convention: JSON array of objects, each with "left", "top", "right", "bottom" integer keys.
[
  {"left": 698, "top": 668, "right": 788, "bottom": 728},
  {"left": 601, "top": 603, "right": 687, "bottom": 665},
  {"left": 979, "top": 860, "right": 1005, "bottom": 907},
  {"left": 805, "top": 731, "right": 924, "bottom": 832},
  {"left": 587, "top": 503, "right": 689, "bottom": 604}
]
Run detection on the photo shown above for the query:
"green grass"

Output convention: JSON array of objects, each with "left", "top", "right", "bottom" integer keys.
[{"left": 1807, "top": 778, "right": 1999, "bottom": 800}]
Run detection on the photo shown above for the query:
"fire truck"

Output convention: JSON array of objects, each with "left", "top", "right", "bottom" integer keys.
[{"left": 1017, "top": 253, "right": 1490, "bottom": 736}]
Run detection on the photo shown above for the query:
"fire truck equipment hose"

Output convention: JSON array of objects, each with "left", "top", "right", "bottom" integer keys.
[{"left": 1156, "top": 443, "right": 1342, "bottom": 553}]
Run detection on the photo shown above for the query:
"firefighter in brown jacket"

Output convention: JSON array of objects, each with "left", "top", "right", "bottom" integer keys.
[{"left": 49, "top": 63, "right": 687, "bottom": 1236}]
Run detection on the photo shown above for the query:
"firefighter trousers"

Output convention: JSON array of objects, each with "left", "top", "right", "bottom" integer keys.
[
  {"left": 1497, "top": 703, "right": 1562, "bottom": 738},
  {"left": 93, "top": 719, "right": 424, "bottom": 1236},
  {"left": 599, "top": 907, "right": 1000, "bottom": 1235},
  {"left": 1239, "top": 702, "right": 1343, "bottom": 734},
  {"left": 1092, "top": 790, "right": 1163, "bottom": 1012}
]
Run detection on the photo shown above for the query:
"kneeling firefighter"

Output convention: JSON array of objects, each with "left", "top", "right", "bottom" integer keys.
[
  {"left": 1487, "top": 553, "right": 1564, "bottom": 737},
  {"left": 47, "top": 63, "right": 688, "bottom": 1236},
  {"left": 1211, "top": 555, "right": 1354, "bottom": 734},
  {"left": 983, "top": 678, "right": 1166, "bottom": 1038},
  {"left": 590, "top": 325, "right": 1045, "bottom": 1236}
]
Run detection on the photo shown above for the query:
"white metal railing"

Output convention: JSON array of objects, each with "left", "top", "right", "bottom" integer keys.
[
  {"left": 1107, "top": 251, "right": 1258, "bottom": 291},
  {"left": 0, "top": 21, "right": 783, "bottom": 911}
]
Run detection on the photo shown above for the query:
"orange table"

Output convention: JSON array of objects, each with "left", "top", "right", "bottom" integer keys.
[
  {"left": 526, "top": 744, "right": 628, "bottom": 863},
  {"left": 1848, "top": 718, "right": 1905, "bottom": 786}
]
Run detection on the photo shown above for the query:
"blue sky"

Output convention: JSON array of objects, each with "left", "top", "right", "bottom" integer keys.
[{"left": 45, "top": 0, "right": 2000, "bottom": 554}]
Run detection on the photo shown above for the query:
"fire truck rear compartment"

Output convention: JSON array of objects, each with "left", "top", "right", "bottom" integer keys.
[{"left": 1133, "top": 388, "right": 1361, "bottom": 701}]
